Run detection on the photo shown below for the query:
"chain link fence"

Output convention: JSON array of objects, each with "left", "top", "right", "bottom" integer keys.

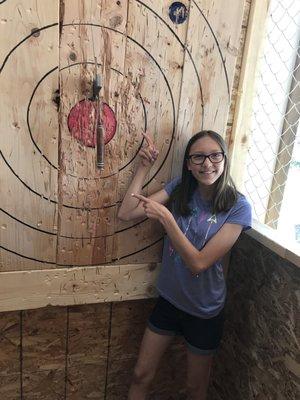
[{"left": 244, "top": 0, "right": 300, "bottom": 244}]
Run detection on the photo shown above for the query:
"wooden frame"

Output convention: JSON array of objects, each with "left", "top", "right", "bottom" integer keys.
[{"left": 229, "top": 0, "right": 270, "bottom": 190}]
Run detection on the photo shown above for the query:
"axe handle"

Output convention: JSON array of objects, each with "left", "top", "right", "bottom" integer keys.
[{"left": 96, "top": 119, "right": 105, "bottom": 170}]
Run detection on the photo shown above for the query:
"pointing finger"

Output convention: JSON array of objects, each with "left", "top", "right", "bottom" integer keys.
[
  {"left": 131, "top": 193, "right": 149, "bottom": 203},
  {"left": 142, "top": 132, "right": 154, "bottom": 148}
]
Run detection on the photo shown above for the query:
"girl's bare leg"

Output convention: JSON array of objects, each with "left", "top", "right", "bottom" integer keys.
[
  {"left": 186, "top": 351, "right": 213, "bottom": 400},
  {"left": 128, "top": 327, "right": 173, "bottom": 400}
]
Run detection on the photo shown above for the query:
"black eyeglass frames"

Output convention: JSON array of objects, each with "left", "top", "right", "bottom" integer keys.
[{"left": 187, "top": 152, "right": 225, "bottom": 165}]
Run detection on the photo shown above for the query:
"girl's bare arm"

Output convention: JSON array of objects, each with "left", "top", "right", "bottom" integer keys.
[
  {"left": 118, "top": 133, "right": 169, "bottom": 221},
  {"left": 132, "top": 194, "right": 243, "bottom": 274}
]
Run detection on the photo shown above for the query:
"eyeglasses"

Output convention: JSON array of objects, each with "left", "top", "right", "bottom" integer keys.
[{"left": 187, "top": 152, "right": 224, "bottom": 165}]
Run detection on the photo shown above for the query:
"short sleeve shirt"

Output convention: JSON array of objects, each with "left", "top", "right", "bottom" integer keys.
[{"left": 156, "top": 177, "right": 252, "bottom": 318}]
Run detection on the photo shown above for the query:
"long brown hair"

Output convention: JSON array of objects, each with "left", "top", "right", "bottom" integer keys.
[{"left": 168, "top": 130, "right": 237, "bottom": 216}]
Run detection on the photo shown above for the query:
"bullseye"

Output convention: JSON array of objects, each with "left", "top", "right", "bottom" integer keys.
[{"left": 67, "top": 99, "right": 117, "bottom": 147}]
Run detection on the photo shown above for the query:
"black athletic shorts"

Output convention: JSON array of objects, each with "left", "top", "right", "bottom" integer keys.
[{"left": 148, "top": 296, "right": 225, "bottom": 355}]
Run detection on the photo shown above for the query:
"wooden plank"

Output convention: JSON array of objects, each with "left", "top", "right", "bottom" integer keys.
[
  {"left": 0, "top": 210, "right": 56, "bottom": 268},
  {"left": 172, "top": 0, "right": 246, "bottom": 177},
  {"left": 0, "top": 1, "right": 58, "bottom": 203},
  {"left": 229, "top": 0, "right": 270, "bottom": 191},
  {"left": 0, "top": 0, "right": 58, "bottom": 271},
  {"left": 0, "top": 311, "right": 20, "bottom": 378},
  {"left": 0, "top": 158, "right": 58, "bottom": 233},
  {"left": 22, "top": 370, "right": 65, "bottom": 400},
  {"left": 22, "top": 307, "right": 66, "bottom": 372},
  {"left": 226, "top": 0, "right": 251, "bottom": 131},
  {"left": 136, "top": 0, "right": 190, "bottom": 40},
  {"left": 194, "top": 0, "right": 245, "bottom": 131},
  {"left": 113, "top": 219, "right": 164, "bottom": 263},
  {"left": 66, "top": 364, "right": 104, "bottom": 400},
  {"left": 22, "top": 307, "right": 66, "bottom": 400},
  {"left": 0, "top": 374, "right": 21, "bottom": 400},
  {"left": 0, "top": 263, "right": 160, "bottom": 312},
  {"left": 113, "top": 0, "right": 189, "bottom": 261},
  {"left": 112, "top": 236, "right": 163, "bottom": 265},
  {"left": 57, "top": 0, "right": 129, "bottom": 266},
  {"left": 0, "top": 156, "right": 58, "bottom": 271},
  {"left": 66, "top": 303, "right": 110, "bottom": 400},
  {"left": 0, "top": 0, "right": 56, "bottom": 64},
  {"left": 0, "top": 247, "right": 55, "bottom": 272}
]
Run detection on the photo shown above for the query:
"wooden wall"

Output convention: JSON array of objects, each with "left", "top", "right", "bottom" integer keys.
[
  {"left": 210, "top": 234, "right": 300, "bottom": 400},
  {"left": 0, "top": 0, "right": 245, "bottom": 278},
  {"left": 0, "top": 300, "right": 188, "bottom": 399},
  {"left": 2, "top": 233, "right": 299, "bottom": 399},
  {"left": 0, "top": 0, "right": 256, "bottom": 399}
]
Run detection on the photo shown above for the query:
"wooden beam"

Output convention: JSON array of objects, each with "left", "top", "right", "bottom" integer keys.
[
  {"left": 265, "top": 41, "right": 300, "bottom": 228},
  {"left": 229, "top": 0, "right": 270, "bottom": 191},
  {"left": 0, "top": 263, "right": 160, "bottom": 312}
]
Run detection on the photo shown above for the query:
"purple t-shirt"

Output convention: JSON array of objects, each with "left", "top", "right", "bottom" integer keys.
[{"left": 156, "top": 177, "right": 252, "bottom": 318}]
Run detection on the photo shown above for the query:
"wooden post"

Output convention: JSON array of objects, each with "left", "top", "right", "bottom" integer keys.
[{"left": 229, "top": 0, "right": 270, "bottom": 191}]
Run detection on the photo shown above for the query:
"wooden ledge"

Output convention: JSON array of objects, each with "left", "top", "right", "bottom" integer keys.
[
  {"left": 0, "top": 263, "right": 160, "bottom": 312},
  {"left": 246, "top": 220, "right": 300, "bottom": 268}
]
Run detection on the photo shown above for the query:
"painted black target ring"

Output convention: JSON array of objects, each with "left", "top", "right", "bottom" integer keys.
[
  {"left": 26, "top": 61, "right": 148, "bottom": 179},
  {"left": 0, "top": 1, "right": 230, "bottom": 264},
  {"left": 2, "top": 23, "right": 177, "bottom": 209},
  {"left": 61, "top": 23, "right": 177, "bottom": 188},
  {"left": 0, "top": 22, "right": 177, "bottom": 256}
]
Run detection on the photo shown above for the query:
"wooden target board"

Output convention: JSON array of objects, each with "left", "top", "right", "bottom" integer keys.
[{"left": 0, "top": 0, "right": 245, "bottom": 273}]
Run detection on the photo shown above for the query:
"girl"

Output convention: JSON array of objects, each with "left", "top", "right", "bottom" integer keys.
[{"left": 118, "top": 130, "right": 252, "bottom": 400}]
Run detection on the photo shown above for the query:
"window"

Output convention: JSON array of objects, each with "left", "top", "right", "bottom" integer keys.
[{"left": 243, "top": 0, "right": 300, "bottom": 248}]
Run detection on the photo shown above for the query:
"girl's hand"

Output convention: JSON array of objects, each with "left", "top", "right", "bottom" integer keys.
[
  {"left": 139, "top": 132, "right": 159, "bottom": 168},
  {"left": 131, "top": 193, "right": 172, "bottom": 224}
]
